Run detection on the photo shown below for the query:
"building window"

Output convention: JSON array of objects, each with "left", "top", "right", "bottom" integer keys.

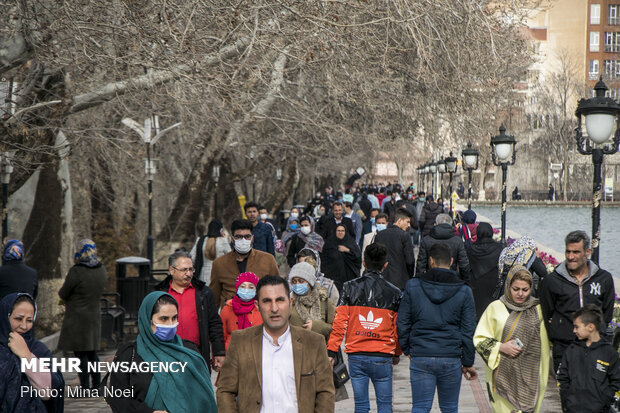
[
  {"left": 590, "top": 31, "right": 600, "bottom": 51},
  {"left": 603, "top": 60, "right": 620, "bottom": 78},
  {"left": 592, "top": 4, "right": 601, "bottom": 24},
  {"left": 589, "top": 59, "right": 600, "bottom": 79},
  {"left": 610, "top": 5, "right": 619, "bottom": 25}
]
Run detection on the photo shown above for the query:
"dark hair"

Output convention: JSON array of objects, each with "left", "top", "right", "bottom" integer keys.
[
  {"left": 256, "top": 275, "right": 290, "bottom": 299},
  {"left": 299, "top": 216, "right": 311, "bottom": 225},
  {"left": 565, "top": 230, "right": 590, "bottom": 251},
  {"left": 259, "top": 205, "right": 267, "bottom": 211},
  {"left": 344, "top": 201, "right": 353, "bottom": 208},
  {"left": 375, "top": 213, "right": 389, "bottom": 222},
  {"left": 12, "top": 294, "right": 35, "bottom": 313},
  {"left": 169, "top": 250, "right": 192, "bottom": 268},
  {"left": 394, "top": 208, "right": 412, "bottom": 222},
  {"left": 364, "top": 242, "right": 388, "bottom": 271},
  {"left": 418, "top": 191, "right": 425, "bottom": 196},
  {"left": 244, "top": 202, "right": 259, "bottom": 212},
  {"left": 206, "top": 219, "right": 224, "bottom": 238},
  {"left": 231, "top": 219, "right": 253, "bottom": 234},
  {"left": 296, "top": 249, "right": 315, "bottom": 259},
  {"left": 426, "top": 195, "right": 434, "bottom": 202},
  {"left": 429, "top": 243, "right": 452, "bottom": 267},
  {"left": 151, "top": 294, "right": 179, "bottom": 317},
  {"left": 573, "top": 304, "right": 602, "bottom": 330},
  {"left": 370, "top": 208, "right": 381, "bottom": 214},
  {"left": 332, "top": 202, "right": 343, "bottom": 209},
  {"left": 335, "top": 223, "right": 348, "bottom": 234}
]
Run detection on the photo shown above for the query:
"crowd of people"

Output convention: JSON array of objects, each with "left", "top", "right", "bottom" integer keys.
[{"left": 0, "top": 182, "right": 619, "bottom": 413}]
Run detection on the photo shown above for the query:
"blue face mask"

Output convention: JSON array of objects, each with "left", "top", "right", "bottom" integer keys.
[
  {"left": 370, "top": 217, "right": 376, "bottom": 225},
  {"left": 290, "top": 224, "right": 298, "bottom": 230},
  {"left": 237, "top": 288, "right": 256, "bottom": 302},
  {"left": 376, "top": 223, "right": 387, "bottom": 232},
  {"left": 153, "top": 322, "right": 178, "bottom": 341},
  {"left": 291, "top": 282, "right": 309, "bottom": 296}
]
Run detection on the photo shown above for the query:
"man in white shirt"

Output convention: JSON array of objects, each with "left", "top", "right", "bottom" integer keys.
[{"left": 217, "top": 275, "right": 335, "bottom": 413}]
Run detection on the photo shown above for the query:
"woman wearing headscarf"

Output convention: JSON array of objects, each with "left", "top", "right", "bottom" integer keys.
[
  {"left": 474, "top": 266, "right": 549, "bottom": 413},
  {"left": 190, "top": 219, "right": 232, "bottom": 285},
  {"left": 0, "top": 239, "right": 38, "bottom": 300},
  {"left": 58, "top": 239, "right": 106, "bottom": 390},
  {"left": 0, "top": 293, "right": 64, "bottom": 413},
  {"left": 106, "top": 291, "right": 216, "bottom": 413},
  {"left": 498, "top": 235, "right": 548, "bottom": 295},
  {"left": 467, "top": 222, "right": 504, "bottom": 320},
  {"left": 286, "top": 216, "right": 325, "bottom": 268},
  {"left": 219, "top": 272, "right": 263, "bottom": 349},
  {"left": 320, "top": 223, "right": 362, "bottom": 292}
]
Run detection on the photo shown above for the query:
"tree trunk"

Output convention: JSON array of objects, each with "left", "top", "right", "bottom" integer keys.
[{"left": 23, "top": 131, "right": 74, "bottom": 336}]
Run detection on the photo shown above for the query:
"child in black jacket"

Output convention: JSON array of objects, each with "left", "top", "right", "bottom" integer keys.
[{"left": 557, "top": 304, "right": 620, "bottom": 413}]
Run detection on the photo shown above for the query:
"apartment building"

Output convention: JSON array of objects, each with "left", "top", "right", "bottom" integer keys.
[{"left": 587, "top": 1, "right": 620, "bottom": 97}]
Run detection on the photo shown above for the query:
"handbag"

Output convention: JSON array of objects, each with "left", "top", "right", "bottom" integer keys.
[{"left": 324, "top": 298, "right": 349, "bottom": 388}]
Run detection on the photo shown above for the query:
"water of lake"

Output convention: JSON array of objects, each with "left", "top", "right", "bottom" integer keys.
[{"left": 472, "top": 205, "right": 620, "bottom": 276}]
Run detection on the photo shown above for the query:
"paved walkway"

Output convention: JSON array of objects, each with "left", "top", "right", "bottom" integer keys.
[{"left": 63, "top": 349, "right": 561, "bottom": 412}]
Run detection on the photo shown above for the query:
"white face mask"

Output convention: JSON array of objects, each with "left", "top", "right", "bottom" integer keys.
[
  {"left": 234, "top": 239, "right": 252, "bottom": 254},
  {"left": 260, "top": 213, "right": 268, "bottom": 220},
  {"left": 300, "top": 226, "right": 311, "bottom": 235},
  {"left": 290, "top": 212, "right": 299, "bottom": 219}
]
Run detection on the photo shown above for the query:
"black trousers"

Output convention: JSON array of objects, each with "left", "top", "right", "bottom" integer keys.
[
  {"left": 74, "top": 350, "right": 100, "bottom": 389},
  {"left": 552, "top": 340, "right": 570, "bottom": 375}
]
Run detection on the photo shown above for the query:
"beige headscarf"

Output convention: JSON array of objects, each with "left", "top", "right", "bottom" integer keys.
[{"left": 494, "top": 266, "right": 542, "bottom": 412}]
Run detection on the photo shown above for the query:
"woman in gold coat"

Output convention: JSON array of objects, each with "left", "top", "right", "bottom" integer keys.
[{"left": 474, "top": 265, "right": 549, "bottom": 413}]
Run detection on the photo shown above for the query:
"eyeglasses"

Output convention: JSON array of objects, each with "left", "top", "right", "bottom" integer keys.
[
  {"left": 172, "top": 266, "right": 195, "bottom": 273},
  {"left": 233, "top": 234, "right": 253, "bottom": 240}
]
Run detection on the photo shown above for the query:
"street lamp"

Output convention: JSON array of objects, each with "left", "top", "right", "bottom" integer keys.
[
  {"left": 1, "top": 151, "right": 15, "bottom": 242},
  {"left": 490, "top": 124, "right": 516, "bottom": 244},
  {"left": 574, "top": 77, "right": 620, "bottom": 264},
  {"left": 429, "top": 161, "right": 437, "bottom": 198},
  {"left": 438, "top": 158, "right": 446, "bottom": 198},
  {"left": 213, "top": 165, "right": 220, "bottom": 219},
  {"left": 424, "top": 163, "right": 430, "bottom": 194},
  {"left": 461, "top": 142, "right": 479, "bottom": 210},
  {"left": 122, "top": 115, "right": 181, "bottom": 266},
  {"left": 445, "top": 152, "right": 458, "bottom": 218}
]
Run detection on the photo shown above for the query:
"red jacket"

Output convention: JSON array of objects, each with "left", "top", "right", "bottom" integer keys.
[
  {"left": 327, "top": 271, "right": 402, "bottom": 357},
  {"left": 219, "top": 299, "right": 263, "bottom": 349}
]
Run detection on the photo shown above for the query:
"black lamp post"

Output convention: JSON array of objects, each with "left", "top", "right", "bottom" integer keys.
[
  {"left": 423, "top": 164, "right": 430, "bottom": 194},
  {"left": 1, "top": 151, "right": 15, "bottom": 243},
  {"left": 574, "top": 77, "right": 620, "bottom": 264},
  {"left": 445, "top": 152, "right": 458, "bottom": 218},
  {"left": 437, "top": 158, "right": 446, "bottom": 199},
  {"left": 461, "top": 142, "right": 479, "bottom": 210},
  {"left": 490, "top": 124, "right": 517, "bottom": 244},
  {"left": 213, "top": 165, "right": 220, "bottom": 220}
]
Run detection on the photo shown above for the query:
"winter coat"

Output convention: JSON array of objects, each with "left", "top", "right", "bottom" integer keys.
[
  {"left": 557, "top": 339, "right": 620, "bottom": 413},
  {"left": 397, "top": 268, "right": 476, "bottom": 366},
  {"left": 327, "top": 270, "right": 402, "bottom": 357},
  {"left": 219, "top": 299, "right": 263, "bottom": 349},
  {"left": 418, "top": 202, "right": 444, "bottom": 236},
  {"left": 539, "top": 261, "right": 615, "bottom": 344},
  {"left": 155, "top": 275, "right": 226, "bottom": 362},
  {"left": 417, "top": 223, "right": 471, "bottom": 282},
  {"left": 286, "top": 234, "right": 308, "bottom": 268},
  {"left": 374, "top": 226, "right": 415, "bottom": 289},
  {"left": 289, "top": 291, "right": 336, "bottom": 341},
  {"left": 0, "top": 261, "right": 38, "bottom": 300},
  {"left": 58, "top": 263, "right": 107, "bottom": 351},
  {"left": 315, "top": 215, "right": 354, "bottom": 245},
  {"left": 466, "top": 236, "right": 503, "bottom": 320},
  {"left": 252, "top": 221, "right": 275, "bottom": 256}
]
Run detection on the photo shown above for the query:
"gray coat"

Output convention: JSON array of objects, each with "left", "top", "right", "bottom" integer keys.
[{"left": 58, "top": 264, "right": 107, "bottom": 351}]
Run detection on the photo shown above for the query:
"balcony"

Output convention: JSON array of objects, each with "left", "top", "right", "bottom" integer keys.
[{"left": 610, "top": 17, "right": 620, "bottom": 25}]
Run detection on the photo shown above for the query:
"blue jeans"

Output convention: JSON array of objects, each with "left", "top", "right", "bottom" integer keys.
[
  {"left": 409, "top": 357, "right": 462, "bottom": 413},
  {"left": 348, "top": 354, "right": 393, "bottom": 413}
]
